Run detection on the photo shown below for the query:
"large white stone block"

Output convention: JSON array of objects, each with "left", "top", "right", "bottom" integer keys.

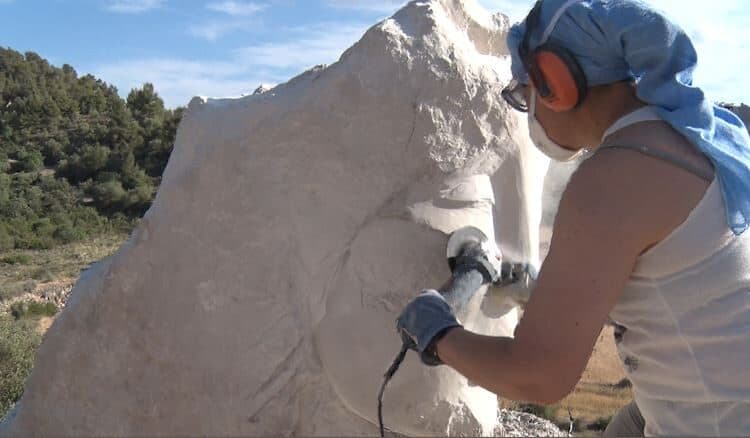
[{"left": 1, "top": 1, "right": 551, "bottom": 435}]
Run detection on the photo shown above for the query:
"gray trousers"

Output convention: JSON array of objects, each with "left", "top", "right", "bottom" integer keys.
[{"left": 603, "top": 401, "right": 645, "bottom": 438}]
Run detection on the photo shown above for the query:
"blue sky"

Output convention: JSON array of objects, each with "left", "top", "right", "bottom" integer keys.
[{"left": 1, "top": 0, "right": 748, "bottom": 108}]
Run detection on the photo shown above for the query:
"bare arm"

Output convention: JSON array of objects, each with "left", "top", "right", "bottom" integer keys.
[{"left": 435, "top": 148, "right": 699, "bottom": 403}]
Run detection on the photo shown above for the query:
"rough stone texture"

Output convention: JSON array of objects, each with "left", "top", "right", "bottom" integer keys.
[
  {"left": 497, "top": 409, "right": 568, "bottom": 437},
  {"left": 0, "top": 0, "right": 557, "bottom": 436}
]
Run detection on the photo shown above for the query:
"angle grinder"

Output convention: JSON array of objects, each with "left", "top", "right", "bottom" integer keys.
[{"left": 377, "top": 226, "right": 535, "bottom": 437}]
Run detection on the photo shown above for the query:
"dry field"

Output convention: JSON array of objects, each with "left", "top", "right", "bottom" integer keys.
[
  {"left": 0, "top": 233, "right": 128, "bottom": 303},
  {"left": 503, "top": 326, "right": 633, "bottom": 433},
  {"left": 560, "top": 327, "right": 632, "bottom": 428}
]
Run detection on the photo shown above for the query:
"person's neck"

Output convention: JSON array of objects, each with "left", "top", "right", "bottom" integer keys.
[{"left": 585, "top": 85, "right": 646, "bottom": 147}]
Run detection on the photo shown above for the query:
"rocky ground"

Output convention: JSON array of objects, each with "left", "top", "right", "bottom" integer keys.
[
  {"left": 497, "top": 409, "right": 569, "bottom": 436},
  {"left": 0, "top": 280, "right": 74, "bottom": 315}
]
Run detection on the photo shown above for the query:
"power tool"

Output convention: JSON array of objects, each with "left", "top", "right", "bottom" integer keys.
[{"left": 377, "top": 226, "right": 535, "bottom": 437}]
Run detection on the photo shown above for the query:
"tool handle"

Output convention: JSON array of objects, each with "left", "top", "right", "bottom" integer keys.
[{"left": 440, "top": 268, "right": 486, "bottom": 312}]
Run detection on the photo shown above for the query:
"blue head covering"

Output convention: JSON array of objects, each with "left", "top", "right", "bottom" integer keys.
[{"left": 507, "top": 0, "right": 750, "bottom": 235}]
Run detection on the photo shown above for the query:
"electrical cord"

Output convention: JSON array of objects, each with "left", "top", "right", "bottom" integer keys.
[
  {"left": 377, "top": 256, "right": 532, "bottom": 437},
  {"left": 378, "top": 343, "right": 410, "bottom": 438}
]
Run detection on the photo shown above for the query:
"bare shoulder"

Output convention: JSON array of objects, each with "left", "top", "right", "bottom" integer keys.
[{"left": 561, "top": 133, "right": 712, "bottom": 253}]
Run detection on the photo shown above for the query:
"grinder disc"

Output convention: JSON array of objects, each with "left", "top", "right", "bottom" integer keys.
[{"left": 446, "top": 226, "right": 489, "bottom": 271}]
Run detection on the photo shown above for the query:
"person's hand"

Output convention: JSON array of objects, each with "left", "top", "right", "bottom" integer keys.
[
  {"left": 451, "top": 242, "right": 502, "bottom": 284},
  {"left": 496, "top": 262, "right": 536, "bottom": 288},
  {"left": 395, "top": 289, "right": 461, "bottom": 366},
  {"left": 453, "top": 242, "right": 536, "bottom": 289}
]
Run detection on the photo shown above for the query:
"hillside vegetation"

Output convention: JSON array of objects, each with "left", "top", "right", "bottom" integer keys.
[{"left": 1, "top": 47, "right": 183, "bottom": 251}]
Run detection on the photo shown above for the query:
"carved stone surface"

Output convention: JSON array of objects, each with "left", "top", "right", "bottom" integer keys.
[{"left": 0, "top": 1, "right": 557, "bottom": 435}]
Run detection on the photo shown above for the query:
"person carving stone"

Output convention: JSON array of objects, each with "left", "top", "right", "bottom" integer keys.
[{"left": 396, "top": 0, "right": 750, "bottom": 436}]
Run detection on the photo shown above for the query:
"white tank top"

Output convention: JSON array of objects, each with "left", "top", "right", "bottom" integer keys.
[{"left": 602, "top": 107, "right": 750, "bottom": 436}]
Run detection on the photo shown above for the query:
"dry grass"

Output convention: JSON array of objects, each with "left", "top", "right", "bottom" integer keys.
[
  {"left": 0, "top": 233, "right": 128, "bottom": 302},
  {"left": 504, "top": 326, "right": 633, "bottom": 432},
  {"left": 563, "top": 382, "right": 632, "bottom": 420},
  {"left": 561, "top": 326, "right": 632, "bottom": 424},
  {"left": 554, "top": 330, "right": 633, "bottom": 433},
  {"left": 36, "top": 316, "right": 55, "bottom": 336}
]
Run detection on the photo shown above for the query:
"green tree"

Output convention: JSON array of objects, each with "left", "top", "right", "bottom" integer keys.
[
  {"left": 12, "top": 150, "right": 43, "bottom": 173},
  {"left": 0, "top": 47, "right": 183, "bottom": 249}
]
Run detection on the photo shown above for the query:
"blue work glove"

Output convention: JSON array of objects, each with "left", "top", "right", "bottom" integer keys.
[{"left": 396, "top": 289, "right": 461, "bottom": 366}]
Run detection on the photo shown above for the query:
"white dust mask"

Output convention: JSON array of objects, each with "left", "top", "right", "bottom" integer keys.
[{"left": 527, "top": 89, "right": 586, "bottom": 162}]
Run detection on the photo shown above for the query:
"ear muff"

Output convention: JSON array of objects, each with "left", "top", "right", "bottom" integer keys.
[
  {"left": 533, "top": 43, "right": 588, "bottom": 112},
  {"left": 519, "top": 0, "right": 589, "bottom": 112}
]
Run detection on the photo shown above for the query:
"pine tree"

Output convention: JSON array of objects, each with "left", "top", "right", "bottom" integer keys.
[{"left": 0, "top": 47, "right": 184, "bottom": 249}]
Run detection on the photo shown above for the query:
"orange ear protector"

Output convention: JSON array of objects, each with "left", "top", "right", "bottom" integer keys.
[{"left": 520, "top": 1, "right": 588, "bottom": 112}]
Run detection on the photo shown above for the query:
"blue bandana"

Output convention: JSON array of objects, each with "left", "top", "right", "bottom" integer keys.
[{"left": 507, "top": 0, "right": 750, "bottom": 235}]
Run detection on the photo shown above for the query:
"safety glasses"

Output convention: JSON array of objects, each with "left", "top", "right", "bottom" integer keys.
[{"left": 501, "top": 79, "right": 529, "bottom": 113}]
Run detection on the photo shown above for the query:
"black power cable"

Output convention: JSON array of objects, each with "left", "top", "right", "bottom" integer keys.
[
  {"left": 377, "top": 343, "right": 410, "bottom": 438},
  {"left": 377, "top": 268, "right": 486, "bottom": 438},
  {"left": 376, "top": 241, "right": 532, "bottom": 437}
]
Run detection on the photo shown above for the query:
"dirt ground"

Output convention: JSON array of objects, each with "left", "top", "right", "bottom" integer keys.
[{"left": 562, "top": 326, "right": 632, "bottom": 421}]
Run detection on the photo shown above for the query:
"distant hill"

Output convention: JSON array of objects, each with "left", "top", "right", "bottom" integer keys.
[
  {"left": 0, "top": 47, "right": 183, "bottom": 250},
  {"left": 722, "top": 103, "right": 750, "bottom": 134},
  {"left": 1, "top": 46, "right": 748, "bottom": 253}
]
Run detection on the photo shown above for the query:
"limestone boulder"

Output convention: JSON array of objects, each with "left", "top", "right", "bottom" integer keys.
[{"left": 1, "top": 0, "right": 557, "bottom": 435}]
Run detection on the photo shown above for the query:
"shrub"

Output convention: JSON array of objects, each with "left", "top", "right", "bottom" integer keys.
[
  {"left": 613, "top": 378, "right": 632, "bottom": 389},
  {"left": 17, "top": 235, "right": 55, "bottom": 250},
  {"left": 588, "top": 416, "right": 613, "bottom": 431},
  {"left": 0, "top": 281, "right": 36, "bottom": 301},
  {"left": 92, "top": 179, "right": 126, "bottom": 211},
  {"left": 0, "top": 226, "right": 13, "bottom": 252},
  {"left": 10, "top": 301, "right": 58, "bottom": 320},
  {"left": 52, "top": 222, "right": 84, "bottom": 243},
  {"left": 1, "top": 254, "right": 32, "bottom": 265},
  {"left": 11, "top": 150, "right": 44, "bottom": 173},
  {"left": 30, "top": 268, "right": 55, "bottom": 282},
  {"left": 31, "top": 218, "right": 56, "bottom": 238},
  {"left": 0, "top": 316, "right": 41, "bottom": 417},
  {"left": 0, "top": 152, "right": 9, "bottom": 173},
  {"left": 42, "top": 139, "right": 65, "bottom": 166}
]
